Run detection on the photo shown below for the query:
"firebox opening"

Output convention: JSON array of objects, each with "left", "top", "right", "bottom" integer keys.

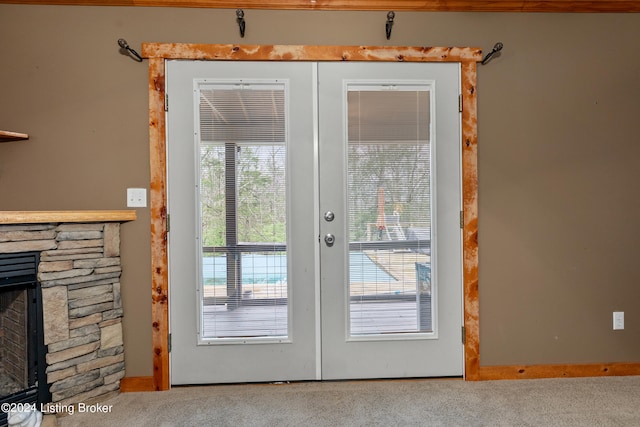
[{"left": 0, "top": 252, "right": 51, "bottom": 426}]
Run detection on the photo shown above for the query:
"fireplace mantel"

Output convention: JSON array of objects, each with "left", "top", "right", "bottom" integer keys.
[{"left": 0, "top": 210, "right": 137, "bottom": 224}]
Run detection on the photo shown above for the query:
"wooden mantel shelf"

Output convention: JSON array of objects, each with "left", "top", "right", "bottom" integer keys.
[
  {"left": 0, "top": 210, "right": 137, "bottom": 224},
  {"left": 0, "top": 131, "right": 29, "bottom": 142}
]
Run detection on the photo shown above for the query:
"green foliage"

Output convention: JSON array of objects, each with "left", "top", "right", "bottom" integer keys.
[
  {"left": 200, "top": 145, "right": 226, "bottom": 247},
  {"left": 200, "top": 143, "right": 286, "bottom": 247},
  {"left": 348, "top": 142, "right": 431, "bottom": 241},
  {"left": 199, "top": 140, "right": 430, "bottom": 248}
]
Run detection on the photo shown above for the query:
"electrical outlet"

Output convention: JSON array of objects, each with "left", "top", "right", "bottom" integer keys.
[
  {"left": 613, "top": 311, "right": 624, "bottom": 330},
  {"left": 127, "top": 188, "right": 147, "bottom": 208}
]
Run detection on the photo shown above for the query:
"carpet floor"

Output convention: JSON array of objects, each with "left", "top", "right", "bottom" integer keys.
[{"left": 57, "top": 376, "right": 640, "bottom": 426}]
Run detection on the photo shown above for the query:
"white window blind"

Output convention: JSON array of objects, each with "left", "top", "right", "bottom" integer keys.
[
  {"left": 347, "top": 85, "right": 434, "bottom": 335},
  {"left": 197, "top": 82, "right": 289, "bottom": 340}
]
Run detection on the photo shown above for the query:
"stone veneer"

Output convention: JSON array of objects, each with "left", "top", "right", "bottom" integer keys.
[{"left": 0, "top": 222, "right": 125, "bottom": 406}]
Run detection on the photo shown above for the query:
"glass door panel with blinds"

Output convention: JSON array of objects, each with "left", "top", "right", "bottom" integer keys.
[
  {"left": 167, "top": 59, "right": 463, "bottom": 384},
  {"left": 347, "top": 86, "right": 433, "bottom": 337},
  {"left": 197, "top": 83, "right": 289, "bottom": 340}
]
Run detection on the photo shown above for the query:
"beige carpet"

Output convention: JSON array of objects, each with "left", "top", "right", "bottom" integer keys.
[{"left": 57, "top": 376, "right": 640, "bottom": 426}]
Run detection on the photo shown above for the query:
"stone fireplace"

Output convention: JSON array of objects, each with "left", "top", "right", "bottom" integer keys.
[{"left": 0, "top": 211, "right": 135, "bottom": 416}]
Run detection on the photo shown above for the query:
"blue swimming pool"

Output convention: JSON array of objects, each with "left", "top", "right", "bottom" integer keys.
[{"left": 202, "top": 252, "right": 396, "bottom": 285}]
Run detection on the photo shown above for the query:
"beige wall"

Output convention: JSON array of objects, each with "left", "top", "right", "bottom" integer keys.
[{"left": 1, "top": 5, "right": 639, "bottom": 377}]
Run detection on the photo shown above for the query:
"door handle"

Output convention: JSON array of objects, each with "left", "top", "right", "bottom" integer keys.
[{"left": 324, "top": 234, "right": 335, "bottom": 247}]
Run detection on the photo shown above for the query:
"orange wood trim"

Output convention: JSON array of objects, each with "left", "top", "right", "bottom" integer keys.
[
  {"left": 120, "top": 376, "right": 156, "bottom": 392},
  {"left": 1, "top": 0, "right": 640, "bottom": 12},
  {"left": 479, "top": 363, "right": 640, "bottom": 380},
  {"left": 0, "top": 210, "right": 136, "bottom": 224},
  {"left": 461, "top": 61, "right": 480, "bottom": 381},
  {"left": 149, "top": 57, "right": 170, "bottom": 391},
  {"left": 0, "top": 130, "right": 29, "bottom": 142},
  {"left": 147, "top": 44, "right": 480, "bottom": 388},
  {"left": 142, "top": 44, "right": 482, "bottom": 62}
]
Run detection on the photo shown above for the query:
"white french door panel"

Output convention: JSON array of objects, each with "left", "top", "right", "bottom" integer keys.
[
  {"left": 318, "top": 62, "right": 463, "bottom": 379},
  {"left": 167, "top": 60, "right": 318, "bottom": 384}
]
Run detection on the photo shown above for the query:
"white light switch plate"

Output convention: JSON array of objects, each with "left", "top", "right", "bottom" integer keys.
[
  {"left": 613, "top": 311, "right": 624, "bottom": 330},
  {"left": 127, "top": 188, "right": 147, "bottom": 207}
]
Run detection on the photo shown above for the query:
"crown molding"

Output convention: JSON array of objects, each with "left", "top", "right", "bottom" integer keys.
[{"left": 1, "top": 0, "right": 640, "bottom": 13}]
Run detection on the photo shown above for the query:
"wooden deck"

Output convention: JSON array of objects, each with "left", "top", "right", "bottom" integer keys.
[
  {"left": 202, "top": 250, "right": 430, "bottom": 299},
  {"left": 202, "top": 300, "right": 432, "bottom": 338},
  {"left": 200, "top": 250, "right": 433, "bottom": 338},
  {"left": 364, "top": 250, "right": 430, "bottom": 284}
]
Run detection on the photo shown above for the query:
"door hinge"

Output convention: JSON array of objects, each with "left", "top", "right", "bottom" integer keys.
[
  {"left": 458, "top": 94, "right": 463, "bottom": 113},
  {"left": 164, "top": 93, "right": 169, "bottom": 112},
  {"left": 461, "top": 326, "right": 466, "bottom": 344},
  {"left": 168, "top": 333, "right": 172, "bottom": 353},
  {"left": 166, "top": 213, "right": 170, "bottom": 233},
  {"left": 460, "top": 211, "right": 464, "bottom": 229}
]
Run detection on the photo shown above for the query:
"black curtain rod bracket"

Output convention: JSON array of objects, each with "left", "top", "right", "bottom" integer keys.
[
  {"left": 386, "top": 11, "right": 395, "bottom": 40},
  {"left": 481, "top": 42, "right": 504, "bottom": 65},
  {"left": 117, "top": 38, "right": 144, "bottom": 62},
  {"left": 237, "top": 9, "right": 246, "bottom": 38}
]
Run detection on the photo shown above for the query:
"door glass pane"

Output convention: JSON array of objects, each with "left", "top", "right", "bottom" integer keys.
[
  {"left": 197, "top": 83, "right": 288, "bottom": 340},
  {"left": 347, "top": 86, "right": 433, "bottom": 336}
]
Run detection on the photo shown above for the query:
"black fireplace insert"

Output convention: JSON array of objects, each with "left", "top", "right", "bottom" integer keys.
[{"left": 0, "top": 252, "right": 50, "bottom": 427}]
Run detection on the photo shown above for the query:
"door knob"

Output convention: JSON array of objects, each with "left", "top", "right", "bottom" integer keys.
[
  {"left": 324, "top": 211, "right": 335, "bottom": 222},
  {"left": 324, "top": 234, "right": 335, "bottom": 247}
]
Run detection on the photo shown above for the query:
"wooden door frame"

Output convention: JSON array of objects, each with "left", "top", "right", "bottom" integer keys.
[{"left": 143, "top": 44, "right": 481, "bottom": 390}]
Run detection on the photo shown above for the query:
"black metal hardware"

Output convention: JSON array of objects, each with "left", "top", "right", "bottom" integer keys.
[
  {"left": 117, "top": 38, "right": 144, "bottom": 62},
  {"left": 481, "top": 42, "right": 504, "bottom": 65},
  {"left": 237, "top": 9, "right": 246, "bottom": 38},
  {"left": 386, "top": 11, "right": 395, "bottom": 40}
]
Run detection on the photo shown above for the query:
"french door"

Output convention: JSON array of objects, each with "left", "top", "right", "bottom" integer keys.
[{"left": 167, "top": 59, "right": 463, "bottom": 384}]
